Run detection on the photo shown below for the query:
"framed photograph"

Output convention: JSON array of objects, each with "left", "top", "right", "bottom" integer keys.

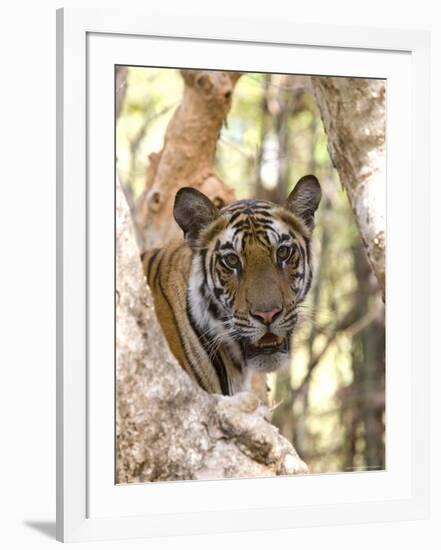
[{"left": 56, "top": 7, "right": 430, "bottom": 543}]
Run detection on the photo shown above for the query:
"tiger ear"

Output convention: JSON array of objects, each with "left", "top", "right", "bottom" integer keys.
[
  {"left": 285, "top": 175, "right": 321, "bottom": 229},
  {"left": 173, "top": 187, "right": 219, "bottom": 245}
]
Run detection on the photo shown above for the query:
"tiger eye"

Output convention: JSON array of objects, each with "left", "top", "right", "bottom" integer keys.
[
  {"left": 277, "top": 245, "right": 291, "bottom": 261},
  {"left": 224, "top": 253, "right": 240, "bottom": 269}
]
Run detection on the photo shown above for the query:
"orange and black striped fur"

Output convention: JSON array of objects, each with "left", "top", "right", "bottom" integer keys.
[{"left": 142, "top": 175, "right": 321, "bottom": 396}]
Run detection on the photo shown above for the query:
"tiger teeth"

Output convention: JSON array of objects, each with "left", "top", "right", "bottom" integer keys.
[
  {"left": 242, "top": 336, "right": 289, "bottom": 358},
  {"left": 256, "top": 335, "right": 283, "bottom": 347},
  {"left": 257, "top": 341, "right": 277, "bottom": 347}
]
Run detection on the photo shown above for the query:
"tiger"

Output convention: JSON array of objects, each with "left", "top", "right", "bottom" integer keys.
[{"left": 142, "top": 175, "right": 321, "bottom": 397}]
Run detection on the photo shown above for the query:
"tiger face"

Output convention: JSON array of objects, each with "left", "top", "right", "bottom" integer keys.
[{"left": 174, "top": 175, "right": 321, "bottom": 375}]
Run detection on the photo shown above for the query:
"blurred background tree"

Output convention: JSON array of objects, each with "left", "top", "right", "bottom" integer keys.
[{"left": 116, "top": 67, "right": 385, "bottom": 475}]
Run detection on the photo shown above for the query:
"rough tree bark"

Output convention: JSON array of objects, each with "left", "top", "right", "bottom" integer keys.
[
  {"left": 311, "top": 77, "right": 386, "bottom": 293},
  {"left": 116, "top": 179, "right": 308, "bottom": 482},
  {"left": 134, "top": 70, "right": 239, "bottom": 253}
]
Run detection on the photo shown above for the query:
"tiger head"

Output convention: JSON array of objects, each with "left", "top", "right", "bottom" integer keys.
[{"left": 173, "top": 175, "right": 321, "bottom": 374}]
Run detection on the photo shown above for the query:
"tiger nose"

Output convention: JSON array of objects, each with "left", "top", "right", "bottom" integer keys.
[{"left": 250, "top": 305, "right": 282, "bottom": 325}]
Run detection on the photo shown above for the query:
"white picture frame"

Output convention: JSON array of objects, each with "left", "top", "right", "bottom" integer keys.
[{"left": 56, "top": 7, "right": 430, "bottom": 543}]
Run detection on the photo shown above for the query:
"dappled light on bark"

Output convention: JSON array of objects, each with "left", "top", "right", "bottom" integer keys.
[{"left": 312, "top": 77, "right": 386, "bottom": 294}]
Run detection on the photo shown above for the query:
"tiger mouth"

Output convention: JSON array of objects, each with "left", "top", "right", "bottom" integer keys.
[{"left": 242, "top": 333, "right": 289, "bottom": 359}]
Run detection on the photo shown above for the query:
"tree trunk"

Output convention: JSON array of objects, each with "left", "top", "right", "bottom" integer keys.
[
  {"left": 116, "top": 178, "right": 308, "bottom": 483},
  {"left": 134, "top": 70, "right": 240, "bottom": 253},
  {"left": 311, "top": 77, "right": 386, "bottom": 294}
]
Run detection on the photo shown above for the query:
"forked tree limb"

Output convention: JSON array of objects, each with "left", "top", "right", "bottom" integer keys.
[
  {"left": 116, "top": 178, "right": 308, "bottom": 482},
  {"left": 311, "top": 77, "right": 386, "bottom": 293},
  {"left": 134, "top": 70, "right": 240, "bottom": 253}
]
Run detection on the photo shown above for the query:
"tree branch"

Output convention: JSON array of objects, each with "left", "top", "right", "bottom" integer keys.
[
  {"left": 311, "top": 77, "right": 386, "bottom": 294},
  {"left": 134, "top": 70, "right": 240, "bottom": 253}
]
